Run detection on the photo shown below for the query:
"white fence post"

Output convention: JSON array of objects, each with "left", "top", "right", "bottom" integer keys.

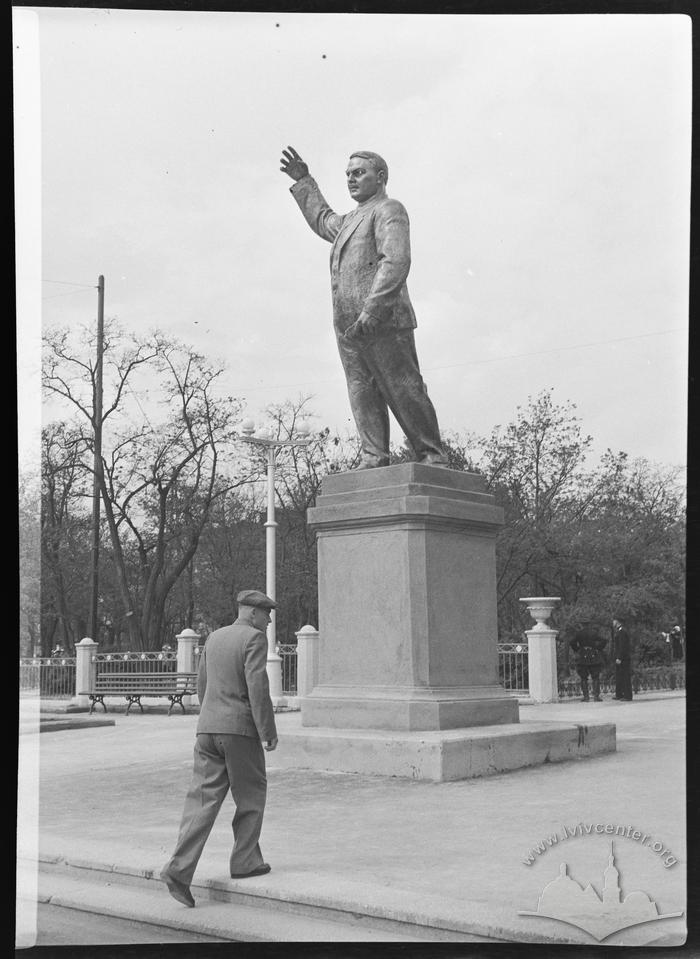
[
  {"left": 176, "top": 628, "right": 200, "bottom": 707},
  {"left": 72, "top": 637, "right": 98, "bottom": 708},
  {"left": 176, "top": 629, "right": 199, "bottom": 673},
  {"left": 296, "top": 624, "right": 320, "bottom": 700}
]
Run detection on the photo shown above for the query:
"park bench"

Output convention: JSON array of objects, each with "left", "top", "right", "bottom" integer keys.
[{"left": 80, "top": 671, "right": 199, "bottom": 715}]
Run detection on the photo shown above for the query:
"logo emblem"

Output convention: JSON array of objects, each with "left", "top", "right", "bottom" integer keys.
[{"left": 519, "top": 843, "right": 683, "bottom": 942}]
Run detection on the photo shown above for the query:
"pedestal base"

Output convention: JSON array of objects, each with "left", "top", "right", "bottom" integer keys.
[
  {"left": 273, "top": 713, "right": 616, "bottom": 782},
  {"left": 302, "top": 685, "right": 519, "bottom": 730}
]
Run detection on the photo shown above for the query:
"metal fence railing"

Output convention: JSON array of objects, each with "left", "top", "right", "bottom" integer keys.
[
  {"left": 497, "top": 642, "right": 529, "bottom": 696},
  {"left": 92, "top": 650, "right": 177, "bottom": 676},
  {"left": 20, "top": 658, "right": 77, "bottom": 699},
  {"left": 277, "top": 644, "right": 298, "bottom": 696},
  {"left": 559, "top": 665, "right": 686, "bottom": 700}
]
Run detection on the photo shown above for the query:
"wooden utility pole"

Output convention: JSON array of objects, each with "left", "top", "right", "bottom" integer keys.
[{"left": 89, "top": 275, "right": 105, "bottom": 641}]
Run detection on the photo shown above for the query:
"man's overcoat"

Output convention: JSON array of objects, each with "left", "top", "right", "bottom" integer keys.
[{"left": 197, "top": 621, "right": 277, "bottom": 742}]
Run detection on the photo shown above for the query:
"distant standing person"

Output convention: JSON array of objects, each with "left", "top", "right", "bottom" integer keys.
[
  {"left": 280, "top": 145, "right": 448, "bottom": 470},
  {"left": 670, "top": 625, "right": 684, "bottom": 661},
  {"left": 569, "top": 621, "right": 607, "bottom": 702},
  {"left": 160, "top": 590, "right": 279, "bottom": 908},
  {"left": 612, "top": 617, "right": 633, "bottom": 701}
]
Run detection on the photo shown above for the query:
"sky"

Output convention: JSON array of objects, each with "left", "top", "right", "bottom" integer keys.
[{"left": 15, "top": 7, "right": 691, "bottom": 473}]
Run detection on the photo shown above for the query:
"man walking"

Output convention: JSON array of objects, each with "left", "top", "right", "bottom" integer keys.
[
  {"left": 280, "top": 145, "right": 447, "bottom": 470},
  {"left": 612, "top": 617, "right": 633, "bottom": 701},
  {"left": 161, "top": 590, "right": 278, "bottom": 907}
]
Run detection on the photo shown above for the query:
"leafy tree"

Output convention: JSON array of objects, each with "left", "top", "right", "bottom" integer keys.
[
  {"left": 470, "top": 391, "right": 685, "bottom": 659},
  {"left": 476, "top": 389, "right": 593, "bottom": 636}
]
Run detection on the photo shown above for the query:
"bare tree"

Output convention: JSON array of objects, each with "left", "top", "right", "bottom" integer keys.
[
  {"left": 40, "top": 422, "right": 91, "bottom": 652},
  {"left": 238, "top": 397, "right": 360, "bottom": 640},
  {"left": 19, "top": 469, "right": 43, "bottom": 656},
  {"left": 43, "top": 323, "right": 256, "bottom": 649}
]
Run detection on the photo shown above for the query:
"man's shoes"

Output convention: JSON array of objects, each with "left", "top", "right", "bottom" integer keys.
[
  {"left": 230, "top": 863, "right": 271, "bottom": 879},
  {"left": 418, "top": 456, "right": 449, "bottom": 468},
  {"left": 160, "top": 868, "right": 195, "bottom": 907}
]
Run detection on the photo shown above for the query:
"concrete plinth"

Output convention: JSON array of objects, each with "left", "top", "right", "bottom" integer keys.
[
  {"left": 299, "top": 463, "right": 616, "bottom": 780},
  {"left": 274, "top": 712, "right": 617, "bottom": 782},
  {"left": 304, "top": 464, "right": 517, "bottom": 730}
]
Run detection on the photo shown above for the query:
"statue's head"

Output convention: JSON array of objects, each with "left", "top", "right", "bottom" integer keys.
[{"left": 346, "top": 151, "right": 388, "bottom": 202}]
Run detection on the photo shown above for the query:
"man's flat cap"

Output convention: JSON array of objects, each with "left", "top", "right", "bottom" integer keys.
[{"left": 236, "top": 589, "right": 277, "bottom": 610}]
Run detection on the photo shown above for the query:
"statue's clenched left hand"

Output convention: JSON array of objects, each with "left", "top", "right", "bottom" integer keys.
[{"left": 344, "top": 315, "right": 380, "bottom": 341}]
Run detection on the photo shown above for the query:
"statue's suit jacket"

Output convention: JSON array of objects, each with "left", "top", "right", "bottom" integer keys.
[
  {"left": 290, "top": 175, "right": 417, "bottom": 335},
  {"left": 196, "top": 620, "right": 277, "bottom": 742}
]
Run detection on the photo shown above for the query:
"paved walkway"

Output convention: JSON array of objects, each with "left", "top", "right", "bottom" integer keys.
[{"left": 17, "top": 693, "right": 687, "bottom": 946}]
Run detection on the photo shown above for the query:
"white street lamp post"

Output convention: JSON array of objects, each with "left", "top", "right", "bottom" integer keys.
[{"left": 239, "top": 418, "right": 311, "bottom": 700}]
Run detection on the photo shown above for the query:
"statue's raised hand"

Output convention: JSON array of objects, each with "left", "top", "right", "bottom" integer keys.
[{"left": 280, "top": 146, "right": 309, "bottom": 182}]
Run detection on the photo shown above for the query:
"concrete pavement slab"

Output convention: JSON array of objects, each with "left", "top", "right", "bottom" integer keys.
[{"left": 18, "top": 693, "right": 686, "bottom": 945}]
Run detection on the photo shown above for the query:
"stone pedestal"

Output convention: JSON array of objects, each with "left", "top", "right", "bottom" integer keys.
[
  {"left": 275, "top": 712, "right": 616, "bottom": 781},
  {"left": 303, "top": 464, "right": 518, "bottom": 730},
  {"left": 282, "top": 464, "right": 614, "bottom": 781}
]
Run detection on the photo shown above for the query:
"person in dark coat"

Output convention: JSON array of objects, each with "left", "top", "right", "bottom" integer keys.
[
  {"left": 612, "top": 617, "right": 633, "bottom": 701},
  {"left": 160, "top": 590, "right": 279, "bottom": 908},
  {"left": 670, "top": 625, "right": 684, "bottom": 661},
  {"left": 569, "top": 622, "right": 607, "bottom": 701}
]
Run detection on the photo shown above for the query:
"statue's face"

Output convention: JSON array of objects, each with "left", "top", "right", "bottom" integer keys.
[{"left": 346, "top": 156, "right": 383, "bottom": 203}]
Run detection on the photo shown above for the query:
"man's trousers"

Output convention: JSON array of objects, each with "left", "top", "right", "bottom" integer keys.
[
  {"left": 615, "top": 662, "right": 633, "bottom": 701},
  {"left": 577, "top": 665, "right": 602, "bottom": 700},
  {"left": 336, "top": 327, "right": 447, "bottom": 466},
  {"left": 165, "top": 733, "right": 267, "bottom": 885}
]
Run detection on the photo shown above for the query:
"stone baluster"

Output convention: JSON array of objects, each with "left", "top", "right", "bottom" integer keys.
[
  {"left": 176, "top": 628, "right": 200, "bottom": 707},
  {"left": 72, "top": 637, "right": 98, "bottom": 708},
  {"left": 296, "top": 625, "right": 321, "bottom": 702}
]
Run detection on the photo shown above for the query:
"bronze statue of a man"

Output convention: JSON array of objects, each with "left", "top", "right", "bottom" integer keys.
[{"left": 280, "top": 146, "right": 448, "bottom": 470}]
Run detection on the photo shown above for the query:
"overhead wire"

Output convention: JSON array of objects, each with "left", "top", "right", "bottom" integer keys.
[
  {"left": 42, "top": 279, "right": 97, "bottom": 288},
  {"left": 234, "top": 327, "right": 685, "bottom": 393},
  {"left": 42, "top": 288, "right": 98, "bottom": 300}
]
